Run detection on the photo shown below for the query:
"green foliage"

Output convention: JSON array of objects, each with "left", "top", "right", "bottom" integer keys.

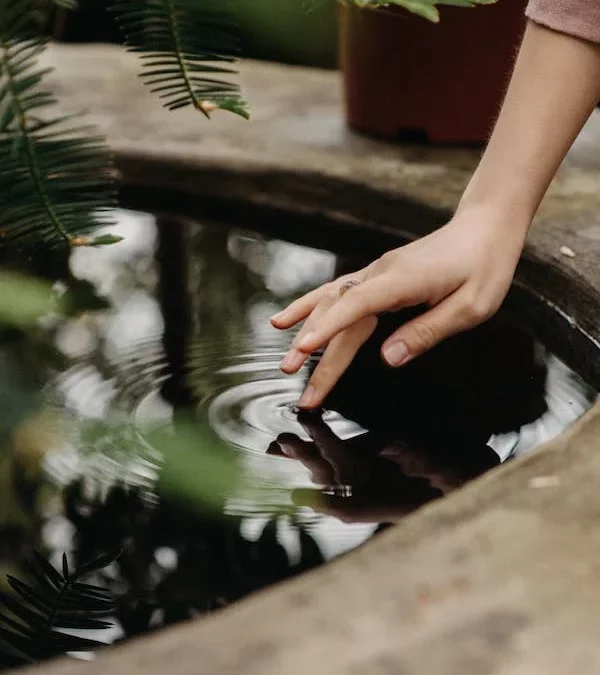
[
  {"left": 112, "top": 0, "right": 248, "bottom": 118},
  {"left": 0, "top": 0, "right": 496, "bottom": 253},
  {"left": 0, "top": 272, "right": 52, "bottom": 327},
  {"left": 0, "top": 550, "right": 117, "bottom": 666},
  {"left": 156, "top": 420, "right": 243, "bottom": 511},
  {"left": 0, "top": 0, "right": 120, "bottom": 249}
]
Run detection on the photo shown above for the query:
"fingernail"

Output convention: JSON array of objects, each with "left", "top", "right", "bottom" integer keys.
[
  {"left": 271, "top": 311, "right": 284, "bottom": 323},
  {"left": 298, "top": 385, "right": 317, "bottom": 409},
  {"left": 297, "top": 331, "right": 316, "bottom": 351},
  {"left": 383, "top": 340, "right": 409, "bottom": 367}
]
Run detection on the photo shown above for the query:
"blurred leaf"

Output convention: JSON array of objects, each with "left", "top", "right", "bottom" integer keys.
[
  {"left": 155, "top": 420, "right": 243, "bottom": 512},
  {"left": 44, "top": 412, "right": 243, "bottom": 511},
  {"left": 0, "top": 353, "right": 43, "bottom": 436},
  {"left": 0, "top": 273, "right": 51, "bottom": 328}
]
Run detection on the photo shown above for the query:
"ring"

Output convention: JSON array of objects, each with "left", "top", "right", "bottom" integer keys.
[{"left": 339, "top": 279, "right": 361, "bottom": 297}]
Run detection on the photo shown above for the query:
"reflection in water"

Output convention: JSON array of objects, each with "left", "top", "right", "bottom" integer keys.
[{"left": 0, "top": 208, "right": 596, "bottom": 663}]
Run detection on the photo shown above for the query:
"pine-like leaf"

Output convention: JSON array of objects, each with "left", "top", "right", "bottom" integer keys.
[
  {"left": 112, "top": 0, "right": 248, "bottom": 118},
  {"left": 0, "top": 550, "right": 118, "bottom": 666},
  {"left": 0, "top": 0, "right": 121, "bottom": 250}
]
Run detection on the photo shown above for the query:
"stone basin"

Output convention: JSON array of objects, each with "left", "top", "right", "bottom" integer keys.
[{"left": 26, "top": 44, "right": 600, "bottom": 675}]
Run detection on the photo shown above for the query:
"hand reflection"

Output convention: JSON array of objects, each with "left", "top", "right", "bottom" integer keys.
[{"left": 267, "top": 411, "right": 499, "bottom": 524}]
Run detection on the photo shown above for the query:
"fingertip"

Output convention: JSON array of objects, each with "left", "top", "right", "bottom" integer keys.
[
  {"left": 280, "top": 349, "right": 307, "bottom": 374},
  {"left": 298, "top": 384, "right": 321, "bottom": 410},
  {"left": 273, "top": 316, "right": 303, "bottom": 331}
]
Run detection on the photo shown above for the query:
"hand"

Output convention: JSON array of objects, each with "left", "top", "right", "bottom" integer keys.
[
  {"left": 267, "top": 411, "right": 498, "bottom": 523},
  {"left": 268, "top": 411, "right": 441, "bottom": 523},
  {"left": 272, "top": 20, "right": 600, "bottom": 410},
  {"left": 272, "top": 208, "right": 528, "bottom": 409}
]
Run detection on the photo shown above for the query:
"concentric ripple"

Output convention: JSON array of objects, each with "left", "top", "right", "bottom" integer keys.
[{"left": 197, "top": 347, "right": 364, "bottom": 456}]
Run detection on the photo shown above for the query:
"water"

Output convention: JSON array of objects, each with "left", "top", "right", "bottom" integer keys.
[{"left": 0, "top": 208, "right": 596, "bottom": 661}]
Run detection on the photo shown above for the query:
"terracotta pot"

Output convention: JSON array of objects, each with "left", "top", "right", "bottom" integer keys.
[{"left": 340, "top": 0, "right": 528, "bottom": 143}]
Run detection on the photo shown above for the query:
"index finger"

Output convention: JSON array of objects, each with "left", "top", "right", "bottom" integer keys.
[
  {"left": 293, "top": 275, "right": 411, "bottom": 354},
  {"left": 270, "top": 285, "right": 328, "bottom": 330}
]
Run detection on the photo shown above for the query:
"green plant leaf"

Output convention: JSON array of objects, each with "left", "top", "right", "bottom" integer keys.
[
  {"left": 0, "top": 550, "right": 118, "bottom": 665},
  {"left": 0, "top": 0, "right": 119, "bottom": 250},
  {"left": 0, "top": 271, "right": 52, "bottom": 327},
  {"left": 155, "top": 420, "right": 243, "bottom": 511},
  {"left": 112, "top": 0, "right": 248, "bottom": 118}
]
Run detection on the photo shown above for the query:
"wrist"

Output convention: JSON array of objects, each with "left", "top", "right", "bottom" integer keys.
[
  {"left": 455, "top": 186, "right": 535, "bottom": 236},
  {"left": 449, "top": 200, "right": 532, "bottom": 248}
]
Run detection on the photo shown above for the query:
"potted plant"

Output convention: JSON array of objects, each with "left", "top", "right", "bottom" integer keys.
[{"left": 339, "top": 0, "right": 528, "bottom": 143}]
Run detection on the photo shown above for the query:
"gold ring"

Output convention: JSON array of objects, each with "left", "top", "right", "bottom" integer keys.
[{"left": 339, "top": 280, "right": 361, "bottom": 297}]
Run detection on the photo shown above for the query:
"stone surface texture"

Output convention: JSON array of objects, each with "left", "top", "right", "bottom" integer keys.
[{"left": 27, "top": 44, "right": 600, "bottom": 674}]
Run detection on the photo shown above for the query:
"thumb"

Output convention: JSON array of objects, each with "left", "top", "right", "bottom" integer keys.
[{"left": 381, "top": 296, "right": 474, "bottom": 367}]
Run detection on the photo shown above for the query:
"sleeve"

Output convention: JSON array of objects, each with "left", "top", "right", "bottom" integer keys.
[{"left": 526, "top": 0, "right": 600, "bottom": 44}]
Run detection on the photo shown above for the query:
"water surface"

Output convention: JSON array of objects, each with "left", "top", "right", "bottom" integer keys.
[{"left": 0, "top": 208, "right": 595, "bottom": 660}]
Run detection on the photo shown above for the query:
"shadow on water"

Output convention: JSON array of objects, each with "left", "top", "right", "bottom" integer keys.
[{"left": 0, "top": 207, "right": 596, "bottom": 665}]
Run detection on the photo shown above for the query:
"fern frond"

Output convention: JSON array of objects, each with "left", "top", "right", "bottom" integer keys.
[
  {"left": 0, "top": 0, "right": 121, "bottom": 249},
  {"left": 0, "top": 550, "right": 118, "bottom": 665},
  {"left": 113, "top": 0, "right": 248, "bottom": 118}
]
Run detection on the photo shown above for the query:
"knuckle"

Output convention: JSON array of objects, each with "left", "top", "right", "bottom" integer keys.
[
  {"left": 461, "top": 292, "right": 494, "bottom": 323},
  {"left": 379, "top": 250, "right": 398, "bottom": 267},
  {"left": 408, "top": 320, "right": 437, "bottom": 351},
  {"left": 319, "top": 282, "right": 337, "bottom": 301},
  {"left": 345, "top": 287, "right": 373, "bottom": 313},
  {"left": 293, "top": 326, "right": 314, "bottom": 347}
]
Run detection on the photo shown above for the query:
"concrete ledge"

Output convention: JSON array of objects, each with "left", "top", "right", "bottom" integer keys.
[{"left": 30, "top": 44, "right": 600, "bottom": 674}]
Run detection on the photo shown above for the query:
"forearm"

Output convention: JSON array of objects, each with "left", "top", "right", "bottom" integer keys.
[{"left": 459, "top": 20, "right": 600, "bottom": 225}]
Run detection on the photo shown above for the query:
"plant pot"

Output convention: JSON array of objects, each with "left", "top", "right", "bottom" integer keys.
[
  {"left": 236, "top": 0, "right": 338, "bottom": 68},
  {"left": 340, "top": 0, "right": 528, "bottom": 143}
]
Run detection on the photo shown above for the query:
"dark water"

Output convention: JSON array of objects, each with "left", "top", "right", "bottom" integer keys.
[{"left": 0, "top": 208, "right": 596, "bottom": 658}]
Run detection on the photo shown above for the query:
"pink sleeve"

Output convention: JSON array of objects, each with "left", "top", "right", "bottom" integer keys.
[{"left": 526, "top": 0, "right": 600, "bottom": 43}]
